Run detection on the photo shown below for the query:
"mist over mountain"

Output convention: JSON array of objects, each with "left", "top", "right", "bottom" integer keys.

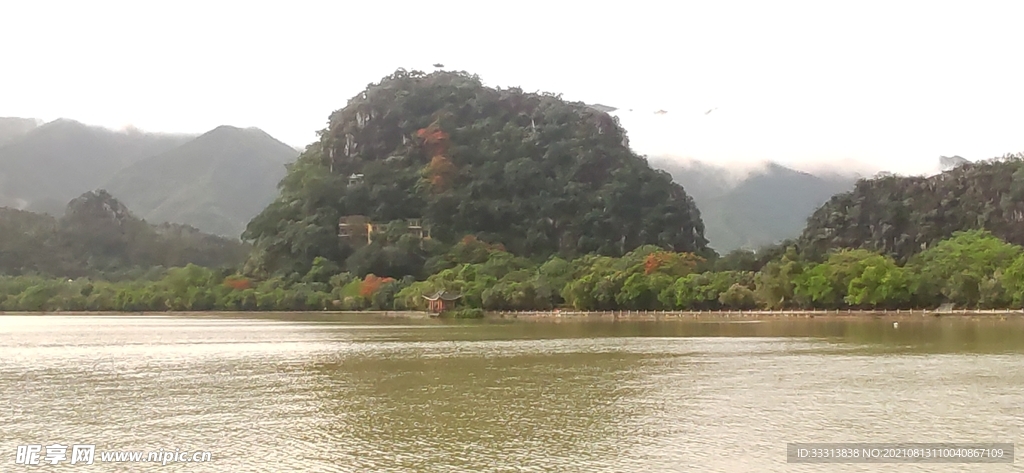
[
  {"left": 0, "top": 119, "right": 193, "bottom": 213},
  {"left": 648, "top": 157, "right": 859, "bottom": 252},
  {"left": 0, "top": 117, "right": 40, "bottom": 146},
  {"left": 104, "top": 126, "right": 299, "bottom": 238}
]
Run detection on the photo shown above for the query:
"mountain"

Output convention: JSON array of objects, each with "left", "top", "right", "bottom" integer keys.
[
  {"left": 0, "top": 117, "right": 40, "bottom": 146},
  {"left": 104, "top": 126, "right": 299, "bottom": 238},
  {"left": 800, "top": 153, "right": 1024, "bottom": 261},
  {"left": 0, "top": 190, "right": 247, "bottom": 277},
  {"left": 0, "top": 119, "right": 192, "bottom": 213},
  {"left": 243, "top": 69, "right": 708, "bottom": 277},
  {"left": 649, "top": 157, "right": 858, "bottom": 252}
]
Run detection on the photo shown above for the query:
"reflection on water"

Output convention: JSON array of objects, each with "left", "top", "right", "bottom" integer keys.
[{"left": 1, "top": 315, "right": 1022, "bottom": 472}]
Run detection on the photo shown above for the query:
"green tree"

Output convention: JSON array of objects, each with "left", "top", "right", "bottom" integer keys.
[
  {"left": 754, "top": 248, "right": 804, "bottom": 309},
  {"left": 718, "top": 283, "right": 757, "bottom": 309},
  {"left": 908, "top": 230, "right": 1022, "bottom": 307},
  {"left": 844, "top": 255, "right": 911, "bottom": 308}
]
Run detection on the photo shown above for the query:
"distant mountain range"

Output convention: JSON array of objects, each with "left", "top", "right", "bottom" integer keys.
[
  {"left": 648, "top": 157, "right": 860, "bottom": 252},
  {"left": 0, "top": 118, "right": 298, "bottom": 238},
  {"left": 0, "top": 119, "right": 192, "bottom": 214},
  {"left": 0, "top": 117, "right": 40, "bottom": 146},
  {"left": 105, "top": 126, "right": 298, "bottom": 237}
]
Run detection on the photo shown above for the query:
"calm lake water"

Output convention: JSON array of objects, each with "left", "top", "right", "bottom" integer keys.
[{"left": 2, "top": 314, "right": 1022, "bottom": 472}]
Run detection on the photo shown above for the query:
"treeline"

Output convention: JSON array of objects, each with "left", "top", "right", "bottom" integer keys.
[
  {"left": 0, "top": 264, "right": 406, "bottom": 312},
  {"left": 4, "top": 230, "right": 1024, "bottom": 313},
  {"left": 0, "top": 190, "right": 246, "bottom": 278},
  {"left": 396, "top": 229, "right": 1024, "bottom": 311}
]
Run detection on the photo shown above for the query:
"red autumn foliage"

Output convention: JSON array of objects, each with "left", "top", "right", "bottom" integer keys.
[
  {"left": 643, "top": 251, "right": 703, "bottom": 276},
  {"left": 418, "top": 121, "right": 456, "bottom": 192},
  {"left": 426, "top": 155, "right": 457, "bottom": 190},
  {"left": 416, "top": 127, "right": 449, "bottom": 145},
  {"left": 416, "top": 122, "right": 450, "bottom": 157},
  {"left": 223, "top": 276, "right": 252, "bottom": 291},
  {"left": 643, "top": 253, "right": 665, "bottom": 275},
  {"left": 359, "top": 274, "right": 395, "bottom": 298}
]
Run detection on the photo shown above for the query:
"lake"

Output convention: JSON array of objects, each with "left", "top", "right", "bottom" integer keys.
[{"left": 2, "top": 314, "right": 1022, "bottom": 472}]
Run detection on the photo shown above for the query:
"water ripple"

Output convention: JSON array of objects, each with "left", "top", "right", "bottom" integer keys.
[{"left": 1, "top": 315, "right": 1022, "bottom": 472}]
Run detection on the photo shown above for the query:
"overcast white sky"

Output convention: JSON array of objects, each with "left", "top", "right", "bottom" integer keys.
[{"left": 2, "top": 0, "right": 1023, "bottom": 175}]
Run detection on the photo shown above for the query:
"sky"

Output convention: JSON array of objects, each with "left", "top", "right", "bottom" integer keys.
[{"left": 2, "top": 0, "right": 1024, "bottom": 176}]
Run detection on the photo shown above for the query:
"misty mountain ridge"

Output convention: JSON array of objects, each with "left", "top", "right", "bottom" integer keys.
[
  {"left": 0, "top": 117, "right": 41, "bottom": 146},
  {"left": 104, "top": 125, "right": 299, "bottom": 238},
  {"left": 648, "top": 156, "right": 861, "bottom": 252},
  {"left": 651, "top": 156, "right": 866, "bottom": 187},
  {"left": 0, "top": 118, "right": 195, "bottom": 214},
  {"left": 650, "top": 154, "right": 984, "bottom": 252},
  {"left": 0, "top": 118, "right": 298, "bottom": 238}
]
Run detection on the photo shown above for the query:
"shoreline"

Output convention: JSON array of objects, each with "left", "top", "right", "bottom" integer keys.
[
  {"left": 494, "top": 309, "right": 1024, "bottom": 320},
  {"left": 2, "top": 309, "right": 1023, "bottom": 320},
  {"left": 0, "top": 310, "right": 435, "bottom": 319}
]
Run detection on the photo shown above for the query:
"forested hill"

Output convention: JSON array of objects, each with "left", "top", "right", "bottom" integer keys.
[
  {"left": 800, "top": 154, "right": 1024, "bottom": 261},
  {"left": 105, "top": 125, "right": 299, "bottom": 237},
  {"left": 244, "top": 69, "right": 707, "bottom": 277},
  {"left": 0, "top": 119, "right": 193, "bottom": 214},
  {"left": 649, "top": 158, "right": 858, "bottom": 252},
  {"left": 0, "top": 190, "right": 247, "bottom": 278}
]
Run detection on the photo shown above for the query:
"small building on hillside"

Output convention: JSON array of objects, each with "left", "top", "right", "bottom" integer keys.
[
  {"left": 422, "top": 290, "right": 462, "bottom": 313},
  {"left": 338, "top": 215, "right": 371, "bottom": 240},
  {"left": 404, "top": 219, "right": 427, "bottom": 239},
  {"left": 339, "top": 216, "right": 430, "bottom": 244}
]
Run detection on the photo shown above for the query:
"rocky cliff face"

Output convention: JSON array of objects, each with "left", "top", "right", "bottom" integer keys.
[{"left": 800, "top": 153, "right": 1024, "bottom": 261}]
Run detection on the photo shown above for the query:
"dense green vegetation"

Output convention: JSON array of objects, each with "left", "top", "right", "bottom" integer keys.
[
  {"left": 0, "top": 191, "right": 246, "bottom": 278},
  {"left": 243, "top": 69, "right": 708, "bottom": 278},
  {"left": 801, "top": 153, "right": 1024, "bottom": 261},
  {"left": 650, "top": 158, "right": 857, "bottom": 252},
  {"left": 4, "top": 229, "right": 1024, "bottom": 312}
]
